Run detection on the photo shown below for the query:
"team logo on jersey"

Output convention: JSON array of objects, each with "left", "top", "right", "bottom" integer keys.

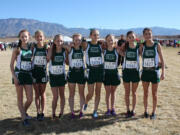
[
  {"left": 36, "top": 51, "right": 46, "bottom": 56},
  {"left": 73, "top": 53, "right": 83, "bottom": 59},
  {"left": 22, "top": 51, "right": 32, "bottom": 59},
  {"left": 90, "top": 47, "right": 99, "bottom": 53},
  {"left": 145, "top": 50, "right": 155, "bottom": 57},
  {"left": 126, "top": 52, "right": 136, "bottom": 58},
  {"left": 54, "top": 56, "right": 64, "bottom": 62},
  {"left": 105, "top": 54, "right": 115, "bottom": 60}
]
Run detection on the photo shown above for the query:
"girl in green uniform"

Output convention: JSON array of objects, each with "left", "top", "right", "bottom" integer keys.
[
  {"left": 32, "top": 30, "right": 50, "bottom": 121},
  {"left": 64, "top": 33, "right": 86, "bottom": 119},
  {"left": 140, "top": 28, "right": 165, "bottom": 119},
  {"left": 121, "top": 31, "right": 140, "bottom": 118},
  {"left": 48, "top": 34, "right": 66, "bottom": 119},
  {"left": 83, "top": 29, "right": 104, "bottom": 118},
  {"left": 104, "top": 34, "right": 121, "bottom": 116},
  {"left": 10, "top": 30, "right": 33, "bottom": 126}
]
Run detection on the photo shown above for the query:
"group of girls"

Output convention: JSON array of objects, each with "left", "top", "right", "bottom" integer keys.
[{"left": 10, "top": 28, "right": 165, "bottom": 126}]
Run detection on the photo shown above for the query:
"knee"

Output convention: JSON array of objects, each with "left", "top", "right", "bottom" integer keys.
[
  {"left": 53, "top": 96, "right": 58, "bottom": 102},
  {"left": 132, "top": 91, "right": 136, "bottom": 97},
  {"left": 95, "top": 92, "right": 101, "bottom": 98},
  {"left": 88, "top": 92, "right": 94, "bottom": 98},
  {"left": 27, "top": 97, "right": 33, "bottom": 104}
]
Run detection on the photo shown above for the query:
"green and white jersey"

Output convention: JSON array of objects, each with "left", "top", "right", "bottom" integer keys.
[
  {"left": 104, "top": 48, "right": 118, "bottom": 70},
  {"left": 49, "top": 48, "right": 66, "bottom": 75},
  {"left": 32, "top": 44, "right": 47, "bottom": 69},
  {"left": 16, "top": 47, "right": 32, "bottom": 72},
  {"left": 68, "top": 47, "right": 85, "bottom": 69},
  {"left": 122, "top": 44, "right": 139, "bottom": 70},
  {"left": 85, "top": 42, "right": 104, "bottom": 67},
  {"left": 142, "top": 42, "right": 159, "bottom": 69}
]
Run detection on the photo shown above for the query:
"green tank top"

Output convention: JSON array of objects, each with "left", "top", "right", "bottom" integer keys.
[
  {"left": 104, "top": 48, "right": 118, "bottom": 70},
  {"left": 68, "top": 47, "right": 84, "bottom": 69},
  {"left": 16, "top": 47, "right": 32, "bottom": 72},
  {"left": 85, "top": 42, "right": 103, "bottom": 67},
  {"left": 123, "top": 44, "right": 139, "bottom": 70},
  {"left": 142, "top": 42, "right": 159, "bottom": 69},
  {"left": 33, "top": 44, "right": 47, "bottom": 70},
  {"left": 49, "top": 48, "right": 66, "bottom": 75}
]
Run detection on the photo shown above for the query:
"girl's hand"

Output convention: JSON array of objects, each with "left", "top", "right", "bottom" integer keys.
[
  {"left": 160, "top": 73, "right": 165, "bottom": 80},
  {"left": 14, "top": 76, "right": 19, "bottom": 86},
  {"left": 69, "top": 42, "right": 74, "bottom": 48}
]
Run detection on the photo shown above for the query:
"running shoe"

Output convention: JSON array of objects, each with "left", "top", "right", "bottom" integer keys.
[
  {"left": 105, "top": 109, "right": 111, "bottom": 116},
  {"left": 92, "top": 110, "right": 98, "bottom": 118},
  {"left": 84, "top": 104, "right": 88, "bottom": 111},
  {"left": 22, "top": 119, "right": 29, "bottom": 126},
  {"left": 79, "top": 112, "right": 83, "bottom": 119},
  {"left": 144, "top": 112, "right": 149, "bottom": 118},
  {"left": 111, "top": 109, "right": 116, "bottom": 116},
  {"left": 150, "top": 113, "right": 156, "bottom": 120}
]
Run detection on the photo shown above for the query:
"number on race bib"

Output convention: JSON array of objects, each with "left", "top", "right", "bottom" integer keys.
[
  {"left": 126, "top": 61, "right": 138, "bottom": 69},
  {"left": 104, "top": 62, "right": 116, "bottom": 69},
  {"left": 71, "top": 59, "right": 83, "bottom": 68},
  {"left": 90, "top": 57, "right": 102, "bottom": 66},
  {"left": 143, "top": 58, "right": 155, "bottom": 67},
  {"left": 50, "top": 65, "right": 64, "bottom": 75},
  {"left": 21, "top": 61, "right": 32, "bottom": 71},
  {"left": 34, "top": 56, "right": 46, "bottom": 65}
]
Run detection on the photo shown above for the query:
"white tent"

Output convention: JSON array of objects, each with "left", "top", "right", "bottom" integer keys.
[{"left": 64, "top": 36, "right": 72, "bottom": 42}]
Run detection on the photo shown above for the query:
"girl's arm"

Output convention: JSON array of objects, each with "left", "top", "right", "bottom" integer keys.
[
  {"left": 62, "top": 43, "right": 72, "bottom": 53},
  {"left": 10, "top": 48, "right": 19, "bottom": 85},
  {"left": 139, "top": 43, "right": 144, "bottom": 56},
  {"left": 47, "top": 45, "right": 53, "bottom": 62},
  {"left": 157, "top": 43, "right": 165, "bottom": 80},
  {"left": 46, "top": 45, "right": 51, "bottom": 62}
]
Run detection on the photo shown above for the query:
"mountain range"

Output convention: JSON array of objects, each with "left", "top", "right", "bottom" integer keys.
[{"left": 0, "top": 18, "right": 180, "bottom": 37}]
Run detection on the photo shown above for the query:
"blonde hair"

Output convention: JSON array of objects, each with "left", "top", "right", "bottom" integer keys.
[{"left": 72, "top": 33, "right": 82, "bottom": 40}]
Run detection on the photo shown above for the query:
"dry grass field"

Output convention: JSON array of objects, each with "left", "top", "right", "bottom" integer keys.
[{"left": 0, "top": 47, "right": 180, "bottom": 135}]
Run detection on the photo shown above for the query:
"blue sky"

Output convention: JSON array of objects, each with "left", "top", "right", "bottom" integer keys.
[{"left": 1, "top": 0, "right": 180, "bottom": 29}]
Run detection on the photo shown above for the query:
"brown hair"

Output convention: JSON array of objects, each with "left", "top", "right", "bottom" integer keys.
[
  {"left": 51, "top": 34, "right": 63, "bottom": 61},
  {"left": 90, "top": 29, "right": 99, "bottom": 35},
  {"left": 17, "top": 29, "right": 30, "bottom": 48},
  {"left": 105, "top": 34, "right": 115, "bottom": 40},
  {"left": 143, "top": 27, "right": 152, "bottom": 35},
  {"left": 125, "top": 31, "right": 136, "bottom": 50}
]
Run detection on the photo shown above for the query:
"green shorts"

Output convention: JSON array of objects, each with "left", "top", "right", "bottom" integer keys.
[
  {"left": 103, "top": 70, "right": 121, "bottom": 86},
  {"left": 32, "top": 68, "right": 48, "bottom": 84},
  {"left": 49, "top": 73, "right": 66, "bottom": 87},
  {"left": 86, "top": 67, "right": 104, "bottom": 84},
  {"left": 13, "top": 71, "right": 33, "bottom": 85},
  {"left": 122, "top": 69, "right": 140, "bottom": 83},
  {"left": 67, "top": 69, "right": 86, "bottom": 84},
  {"left": 141, "top": 70, "right": 160, "bottom": 84}
]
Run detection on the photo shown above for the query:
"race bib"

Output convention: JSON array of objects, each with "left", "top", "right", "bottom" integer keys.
[
  {"left": 50, "top": 65, "right": 64, "bottom": 75},
  {"left": 34, "top": 56, "right": 46, "bottom": 66},
  {"left": 126, "top": 61, "right": 138, "bottom": 69},
  {"left": 21, "top": 61, "right": 32, "bottom": 71},
  {"left": 104, "top": 62, "right": 116, "bottom": 69},
  {"left": 90, "top": 57, "right": 102, "bottom": 66},
  {"left": 71, "top": 59, "right": 83, "bottom": 68},
  {"left": 143, "top": 58, "right": 155, "bottom": 67}
]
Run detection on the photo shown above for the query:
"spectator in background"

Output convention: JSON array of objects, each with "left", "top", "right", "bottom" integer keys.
[{"left": 117, "top": 34, "right": 126, "bottom": 66}]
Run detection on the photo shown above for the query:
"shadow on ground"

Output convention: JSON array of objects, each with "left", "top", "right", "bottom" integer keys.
[{"left": 0, "top": 112, "right": 144, "bottom": 135}]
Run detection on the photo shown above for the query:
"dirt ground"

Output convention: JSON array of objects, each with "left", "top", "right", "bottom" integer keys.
[{"left": 0, "top": 47, "right": 180, "bottom": 135}]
